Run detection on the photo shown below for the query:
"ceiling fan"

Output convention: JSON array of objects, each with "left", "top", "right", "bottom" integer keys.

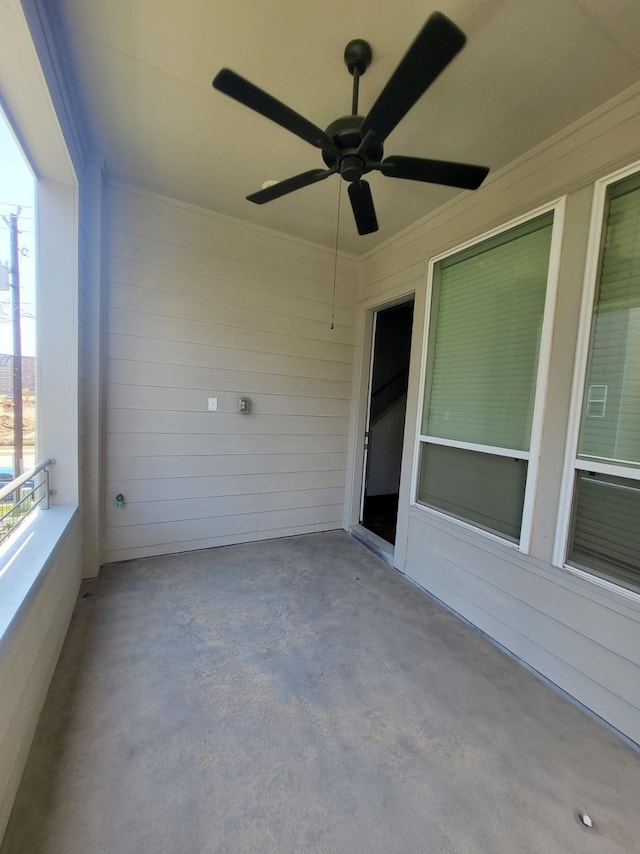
[{"left": 212, "top": 11, "right": 489, "bottom": 236}]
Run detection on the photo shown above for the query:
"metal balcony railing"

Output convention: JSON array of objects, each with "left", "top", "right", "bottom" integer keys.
[{"left": 0, "top": 458, "right": 55, "bottom": 546}]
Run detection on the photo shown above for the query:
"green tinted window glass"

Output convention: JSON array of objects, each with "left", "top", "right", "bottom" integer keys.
[
  {"left": 417, "top": 444, "right": 527, "bottom": 541},
  {"left": 422, "top": 213, "right": 553, "bottom": 451},
  {"left": 569, "top": 472, "right": 640, "bottom": 591},
  {"left": 578, "top": 173, "right": 640, "bottom": 467}
]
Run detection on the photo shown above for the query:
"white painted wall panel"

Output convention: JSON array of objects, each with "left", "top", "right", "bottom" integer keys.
[
  {"left": 107, "top": 452, "right": 347, "bottom": 480},
  {"left": 109, "top": 188, "right": 359, "bottom": 287},
  {"left": 109, "top": 470, "right": 345, "bottom": 503},
  {"left": 109, "top": 385, "right": 350, "bottom": 417},
  {"left": 105, "top": 504, "right": 342, "bottom": 557},
  {"left": 108, "top": 256, "right": 356, "bottom": 327},
  {"left": 107, "top": 487, "right": 345, "bottom": 527},
  {"left": 361, "top": 261, "right": 426, "bottom": 306},
  {"left": 105, "top": 186, "right": 357, "bottom": 561},
  {"left": 106, "top": 410, "right": 348, "bottom": 437},
  {"left": 109, "top": 306, "right": 353, "bottom": 364},
  {"left": 108, "top": 228, "right": 358, "bottom": 306},
  {"left": 107, "top": 360, "right": 351, "bottom": 399},
  {"left": 0, "top": 511, "right": 82, "bottom": 842},
  {"left": 356, "top": 86, "right": 640, "bottom": 744},
  {"left": 107, "top": 433, "right": 347, "bottom": 457},
  {"left": 109, "top": 283, "right": 354, "bottom": 346},
  {"left": 108, "top": 334, "right": 352, "bottom": 380}
]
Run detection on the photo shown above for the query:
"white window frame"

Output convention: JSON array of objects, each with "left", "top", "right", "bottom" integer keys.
[
  {"left": 411, "top": 199, "right": 566, "bottom": 553},
  {"left": 554, "top": 159, "right": 640, "bottom": 600}
]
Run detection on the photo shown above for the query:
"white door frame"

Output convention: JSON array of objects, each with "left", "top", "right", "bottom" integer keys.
[
  {"left": 345, "top": 290, "right": 419, "bottom": 571},
  {"left": 359, "top": 310, "right": 379, "bottom": 523}
]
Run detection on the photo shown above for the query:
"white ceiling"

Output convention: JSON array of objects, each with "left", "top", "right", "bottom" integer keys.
[{"left": 55, "top": 0, "right": 640, "bottom": 254}]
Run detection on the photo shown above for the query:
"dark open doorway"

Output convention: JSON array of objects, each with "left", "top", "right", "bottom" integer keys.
[{"left": 361, "top": 299, "right": 414, "bottom": 545}]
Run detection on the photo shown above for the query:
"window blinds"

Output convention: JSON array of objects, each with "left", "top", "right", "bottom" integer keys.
[
  {"left": 578, "top": 173, "right": 640, "bottom": 466},
  {"left": 568, "top": 171, "right": 640, "bottom": 590},
  {"left": 417, "top": 444, "right": 527, "bottom": 540},
  {"left": 569, "top": 473, "right": 640, "bottom": 589},
  {"left": 422, "top": 213, "right": 554, "bottom": 451}
]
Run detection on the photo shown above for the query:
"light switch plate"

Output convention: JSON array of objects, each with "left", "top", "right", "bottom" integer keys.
[{"left": 207, "top": 397, "right": 218, "bottom": 411}]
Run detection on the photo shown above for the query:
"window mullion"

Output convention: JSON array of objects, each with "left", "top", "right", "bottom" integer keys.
[{"left": 420, "top": 435, "right": 530, "bottom": 460}]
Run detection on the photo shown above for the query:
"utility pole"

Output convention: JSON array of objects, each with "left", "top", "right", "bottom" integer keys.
[{"left": 3, "top": 211, "right": 23, "bottom": 479}]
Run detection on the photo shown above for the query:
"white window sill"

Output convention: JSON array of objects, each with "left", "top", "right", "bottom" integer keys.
[
  {"left": 0, "top": 505, "right": 78, "bottom": 646},
  {"left": 560, "top": 561, "right": 640, "bottom": 608},
  {"left": 410, "top": 500, "right": 522, "bottom": 552}
]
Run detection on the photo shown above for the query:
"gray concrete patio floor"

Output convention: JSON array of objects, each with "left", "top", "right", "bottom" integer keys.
[{"left": 2, "top": 531, "right": 639, "bottom": 853}]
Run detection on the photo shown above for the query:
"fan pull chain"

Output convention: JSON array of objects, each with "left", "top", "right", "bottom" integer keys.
[{"left": 330, "top": 180, "right": 342, "bottom": 331}]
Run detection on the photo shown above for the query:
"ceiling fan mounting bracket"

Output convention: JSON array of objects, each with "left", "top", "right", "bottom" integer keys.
[{"left": 344, "top": 39, "right": 372, "bottom": 76}]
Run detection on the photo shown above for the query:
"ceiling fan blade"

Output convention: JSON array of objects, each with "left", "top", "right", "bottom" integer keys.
[
  {"left": 213, "top": 69, "right": 338, "bottom": 154},
  {"left": 348, "top": 180, "right": 378, "bottom": 235},
  {"left": 247, "top": 168, "right": 336, "bottom": 204},
  {"left": 361, "top": 12, "right": 466, "bottom": 143},
  {"left": 380, "top": 156, "right": 489, "bottom": 189}
]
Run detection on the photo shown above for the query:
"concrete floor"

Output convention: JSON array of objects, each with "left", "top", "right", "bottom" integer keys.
[{"left": 2, "top": 531, "right": 640, "bottom": 853}]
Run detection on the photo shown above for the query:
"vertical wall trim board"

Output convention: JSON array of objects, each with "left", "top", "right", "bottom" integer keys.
[
  {"left": 520, "top": 198, "right": 567, "bottom": 553},
  {"left": 394, "top": 276, "right": 426, "bottom": 572},
  {"left": 343, "top": 303, "right": 372, "bottom": 532},
  {"left": 80, "top": 159, "right": 107, "bottom": 577}
]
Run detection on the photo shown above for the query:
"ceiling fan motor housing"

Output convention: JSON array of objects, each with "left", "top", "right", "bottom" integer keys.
[{"left": 321, "top": 115, "right": 383, "bottom": 182}]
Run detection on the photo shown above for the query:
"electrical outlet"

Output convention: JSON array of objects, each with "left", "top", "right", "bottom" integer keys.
[{"left": 207, "top": 397, "right": 218, "bottom": 411}]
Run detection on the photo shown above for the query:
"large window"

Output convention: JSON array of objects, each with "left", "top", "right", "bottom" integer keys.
[
  {"left": 561, "top": 169, "right": 640, "bottom": 591},
  {"left": 0, "top": 113, "right": 36, "bottom": 486},
  {"left": 416, "top": 210, "right": 557, "bottom": 546}
]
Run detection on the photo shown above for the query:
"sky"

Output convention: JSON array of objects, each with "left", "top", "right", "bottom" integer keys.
[{"left": 0, "top": 113, "right": 36, "bottom": 357}]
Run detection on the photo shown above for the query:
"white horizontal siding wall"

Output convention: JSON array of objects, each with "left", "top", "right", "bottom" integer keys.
[
  {"left": 0, "top": 510, "right": 82, "bottom": 841},
  {"left": 105, "top": 186, "right": 358, "bottom": 562},
  {"left": 356, "top": 84, "right": 640, "bottom": 745}
]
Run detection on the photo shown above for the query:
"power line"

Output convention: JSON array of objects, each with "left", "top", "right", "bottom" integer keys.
[
  {"left": 0, "top": 202, "right": 34, "bottom": 209},
  {"left": 0, "top": 226, "right": 35, "bottom": 234}
]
